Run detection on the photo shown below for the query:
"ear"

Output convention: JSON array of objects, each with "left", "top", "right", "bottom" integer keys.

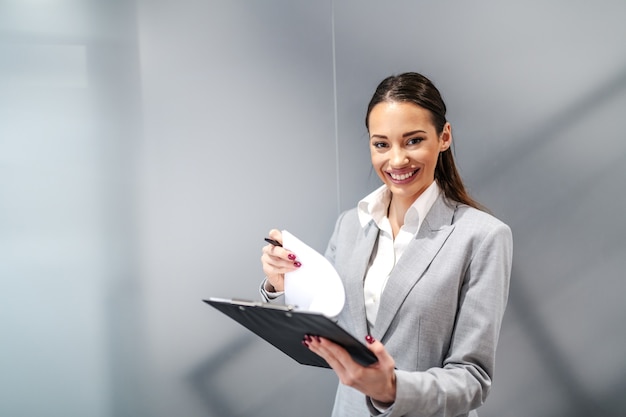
[{"left": 439, "top": 122, "right": 452, "bottom": 152}]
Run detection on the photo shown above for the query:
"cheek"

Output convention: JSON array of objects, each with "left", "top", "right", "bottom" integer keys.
[
  {"left": 413, "top": 148, "right": 439, "bottom": 165},
  {"left": 370, "top": 154, "right": 388, "bottom": 180},
  {"left": 370, "top": 151, "right": 383, "bottom": 167}
]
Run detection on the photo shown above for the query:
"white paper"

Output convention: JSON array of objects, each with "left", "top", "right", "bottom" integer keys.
[{"left": 282, "top": 230, "right": 345, "bottom": 317}]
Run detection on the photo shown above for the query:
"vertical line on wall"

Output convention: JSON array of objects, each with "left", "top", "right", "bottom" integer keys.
[{"left": 331, "top": 0, "right": 341, "bottom": 215}]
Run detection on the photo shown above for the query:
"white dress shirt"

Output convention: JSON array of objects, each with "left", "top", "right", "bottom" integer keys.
[{"left": 357, "top": 181, "right": 440, "bottom": 331}]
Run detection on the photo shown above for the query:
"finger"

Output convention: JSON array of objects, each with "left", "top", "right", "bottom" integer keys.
[
  {"left": 262, "top": 244, "right": 289, "bottom": 262},
  {"left": 266, "top": 229, "right": 299, "bottom": 263},
  {"left": 268, "top": 229, "right": 283, "bottom": 245},
  {"left": 263, "top": 238, "right": 299, "bottom": 264},
  {"left": 266, "top": 251, "right": 301, "bottom": 271},
  {"left": 262, "top": 250, "right": 300, "bottom": 272},
  {"left": 307, "top": 336, "right": 351, "bottom": 374},
  {"left": 262, "top": 257, "right": 292, "bottom": 277},
  {"left": 262, "top": 243, "right": 279, "bottom": 257}
]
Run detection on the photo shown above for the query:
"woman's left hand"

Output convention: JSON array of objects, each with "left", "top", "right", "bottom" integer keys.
[{"left": 304, "top": 334, "right": 396, "bottom": 404}]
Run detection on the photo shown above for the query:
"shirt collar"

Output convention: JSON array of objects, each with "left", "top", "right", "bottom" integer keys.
[{"left": 357, "top": 181, "right": 441, "bottom": 233}]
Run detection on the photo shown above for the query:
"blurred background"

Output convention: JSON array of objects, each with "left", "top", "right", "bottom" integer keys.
[{"left": 1, "top": 1, "right": 625, "bottom": 416}]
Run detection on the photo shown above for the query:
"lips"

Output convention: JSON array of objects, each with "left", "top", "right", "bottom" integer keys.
[{"left": 387, "top": 168, "right": 419, "bottom": 182}]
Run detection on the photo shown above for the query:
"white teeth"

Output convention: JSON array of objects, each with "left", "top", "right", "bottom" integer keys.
[{"left": 389, "top": 171, "right": 415, "bottom": 181}]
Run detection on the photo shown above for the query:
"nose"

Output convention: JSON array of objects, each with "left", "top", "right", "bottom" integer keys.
[{"left": 389, "top": 146, "right": 409, "bottom": 167}]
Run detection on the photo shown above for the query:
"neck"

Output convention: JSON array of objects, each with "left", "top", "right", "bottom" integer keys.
[{"left": 387, "top": 195, "right": 414, "bottom": 238}]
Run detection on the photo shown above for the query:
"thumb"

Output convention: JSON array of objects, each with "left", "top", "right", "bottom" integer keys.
[{"left": 365, "top": 335, "right": 395, "bottom": 366}]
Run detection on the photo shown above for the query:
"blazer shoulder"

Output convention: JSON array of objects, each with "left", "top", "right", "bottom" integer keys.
[
  {"left": 334, "top": 207, "right": 364, "bottom": 231},
  {"left": 451, "top": 203, "right": 512, "bottom": 239}
]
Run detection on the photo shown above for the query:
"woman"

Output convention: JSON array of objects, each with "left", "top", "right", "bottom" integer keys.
[{"left": 260, "top": 72, "right": 512, "bottom": 417}]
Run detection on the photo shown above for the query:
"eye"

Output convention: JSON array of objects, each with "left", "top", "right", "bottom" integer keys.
[
  {"left": 407, "top": 137, "right": 424, "bottom": 145},
  {"left": 372, "top": 141, "right": 388, "bottom": 149}
]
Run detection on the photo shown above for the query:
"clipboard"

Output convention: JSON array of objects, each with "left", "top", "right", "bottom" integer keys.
[{"left": 204, "top": 297, "right": 378, "bottom": 368}]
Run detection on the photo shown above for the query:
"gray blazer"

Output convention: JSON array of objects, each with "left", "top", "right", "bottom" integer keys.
[{"left": 325, "top": 195, "right": 512, "bottom": 417}]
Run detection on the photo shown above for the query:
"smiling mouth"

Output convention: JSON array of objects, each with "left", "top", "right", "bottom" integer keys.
[{"left": 387, "top": 169, "right": 419, "bottom": 181}]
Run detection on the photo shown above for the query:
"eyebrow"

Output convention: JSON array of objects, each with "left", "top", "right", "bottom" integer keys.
[{"left": 370, "top": 130, "right": 427, "bottom": 139}]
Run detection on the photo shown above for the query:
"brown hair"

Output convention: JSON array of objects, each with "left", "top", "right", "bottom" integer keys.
[{"left": 365, "top": 72, "right": 485, "bottom": 211}]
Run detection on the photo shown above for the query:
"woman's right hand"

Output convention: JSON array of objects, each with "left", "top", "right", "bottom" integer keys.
[{"left": 261, "top": 229, "right": 301, "bottom": 292}]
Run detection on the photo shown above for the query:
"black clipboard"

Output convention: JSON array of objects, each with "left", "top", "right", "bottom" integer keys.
[{"left": 204, "top": 297, "right": 378, "bottom": 368}]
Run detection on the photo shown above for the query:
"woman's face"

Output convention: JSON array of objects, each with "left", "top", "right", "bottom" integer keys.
[{"left": 368, "top": 101, "right": 451, "bottom": 204}]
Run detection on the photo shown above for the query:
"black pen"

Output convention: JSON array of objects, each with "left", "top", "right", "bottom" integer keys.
[{"left": 264, "top": 238, "right": 283, "bottom": 247}]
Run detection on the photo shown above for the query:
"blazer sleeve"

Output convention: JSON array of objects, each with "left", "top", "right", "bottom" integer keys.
[{"left": 370, "top": 221, "right": 513, "bottom": 417}]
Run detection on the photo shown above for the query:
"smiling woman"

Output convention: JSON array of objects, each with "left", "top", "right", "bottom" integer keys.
[
  {"left": 260, "top": 72, "right": 513, "bottom": 417},
  {"left": 368, "top": 101, "right": 451, "bottom": 235},
  {"left": 366, "top": 73, "right": 484, "bottom": 215}
]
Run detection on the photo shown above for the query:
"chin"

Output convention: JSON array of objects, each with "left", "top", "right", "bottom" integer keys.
[{"left": 388, "top": 182, "right": 426, "bottom": 198}]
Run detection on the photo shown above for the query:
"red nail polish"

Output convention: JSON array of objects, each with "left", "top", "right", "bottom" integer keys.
[
  {"left": 302, "top": 340, "right": 309, "bottom": 348},
  {"left": 294, "top": 261, "right": 302, "bottom": 268},
  {"left": 288, "top": 254, "right": 296, "bottom": 261},
  {"left": 365, "top": 335, "right": 375, "bottom": 344},
  {"left": 314, "top": 335, "right": 321, "bottom": 343}
]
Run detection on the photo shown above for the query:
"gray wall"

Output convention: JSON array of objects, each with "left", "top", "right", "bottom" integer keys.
[{"left": 2, "top": 1, "right": 625, "bottom": 417}]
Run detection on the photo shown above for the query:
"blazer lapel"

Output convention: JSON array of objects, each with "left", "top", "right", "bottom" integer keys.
[
  {"left": 373, "top": 196, "right": 458, "bottom": 341},
  {"left": 342, "top": 220, "right": 378, "bottom": 339}
]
